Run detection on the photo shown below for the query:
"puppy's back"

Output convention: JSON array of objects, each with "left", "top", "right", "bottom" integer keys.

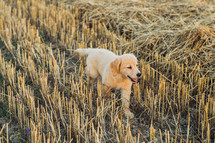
[{"left": 74, "top": 48, "right": 116, "bottom": 58}]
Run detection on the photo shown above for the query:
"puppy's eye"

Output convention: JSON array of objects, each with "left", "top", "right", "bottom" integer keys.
[{"left": 127, "top": 66, "right": 132, "bottom": 69}]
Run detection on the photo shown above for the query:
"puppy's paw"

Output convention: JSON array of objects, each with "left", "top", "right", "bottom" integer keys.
[
  {"left": 103, "top": 93, "right": 110, "bottom": 99},
  {"left": 125, "top": 111, "right": 134, "bottom": 119},
  {"left": 73, "top": 49, "right": 80, "bottom": 55}
]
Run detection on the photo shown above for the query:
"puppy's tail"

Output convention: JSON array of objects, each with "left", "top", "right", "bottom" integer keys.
[{"left": 74, "top": 48, "right": 95, "bottom": 57}]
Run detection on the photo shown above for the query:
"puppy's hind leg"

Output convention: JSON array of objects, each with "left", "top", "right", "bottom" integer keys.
[
  {"left": 87, "top": 74, "right": 94, "bottom": 89},
  {"left": 86, "top": 66, "right": 99, "bottom": 90}
]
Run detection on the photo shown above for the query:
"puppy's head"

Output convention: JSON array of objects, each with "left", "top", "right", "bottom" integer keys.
[{"left": 110, "top": 54, "right": 141, "bottom": 83}]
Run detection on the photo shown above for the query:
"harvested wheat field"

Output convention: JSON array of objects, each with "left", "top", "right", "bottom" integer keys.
[{"left": 0, "top": 0, "right": 215, "bottom": 142}]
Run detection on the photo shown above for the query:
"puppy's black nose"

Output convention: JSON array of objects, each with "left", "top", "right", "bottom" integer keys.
[{"left": 137, "top": 73, "right": 141, "bottom": 77}]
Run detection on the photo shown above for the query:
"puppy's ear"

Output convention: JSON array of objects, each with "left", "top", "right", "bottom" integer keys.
[{"left": 110, "top": 58, "right": 121, "bottom": 76}]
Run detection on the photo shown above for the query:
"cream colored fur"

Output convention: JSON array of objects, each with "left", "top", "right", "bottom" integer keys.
[{"left": 74, "top": 48, "right": 141, "bottom": 118}]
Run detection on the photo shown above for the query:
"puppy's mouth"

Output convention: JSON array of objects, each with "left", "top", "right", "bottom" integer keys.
[{"left": 127, "top": 76, "right": 138, "bottom": 83}]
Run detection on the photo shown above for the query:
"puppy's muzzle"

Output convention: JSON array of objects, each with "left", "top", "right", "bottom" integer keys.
[{"left": 137, "top": 72, "right": 141, "bottom": 77}]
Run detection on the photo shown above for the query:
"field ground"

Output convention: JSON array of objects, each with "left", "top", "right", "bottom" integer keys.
[{"left": 0, "top": 0, "right": 215, "bottom": 142}]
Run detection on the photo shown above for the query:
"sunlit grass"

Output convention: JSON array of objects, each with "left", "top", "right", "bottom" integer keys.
[{"left": 0, "top": 0, "right": 214, "bottom": 142}]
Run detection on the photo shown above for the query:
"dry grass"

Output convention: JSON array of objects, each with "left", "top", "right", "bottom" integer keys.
[{"left": 0, "top": 0, "right": 214, "bottom": 142}]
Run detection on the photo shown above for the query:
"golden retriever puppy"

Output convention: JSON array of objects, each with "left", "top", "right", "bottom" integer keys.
[{"left": 74, "top": 48, "right": 141, "bottom": 118}]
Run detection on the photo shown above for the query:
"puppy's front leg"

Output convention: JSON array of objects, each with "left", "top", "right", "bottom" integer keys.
[
  {"left": 102, "top": 84, "right": 111, "bottom": 99},
  {"left": 121, "top": 89, "right": 134, "bottom": 118}
]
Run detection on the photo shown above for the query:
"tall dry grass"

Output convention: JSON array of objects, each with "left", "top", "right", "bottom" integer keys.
[{"left": 0, "top": 0, "right": 214, "bottom": 142}]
